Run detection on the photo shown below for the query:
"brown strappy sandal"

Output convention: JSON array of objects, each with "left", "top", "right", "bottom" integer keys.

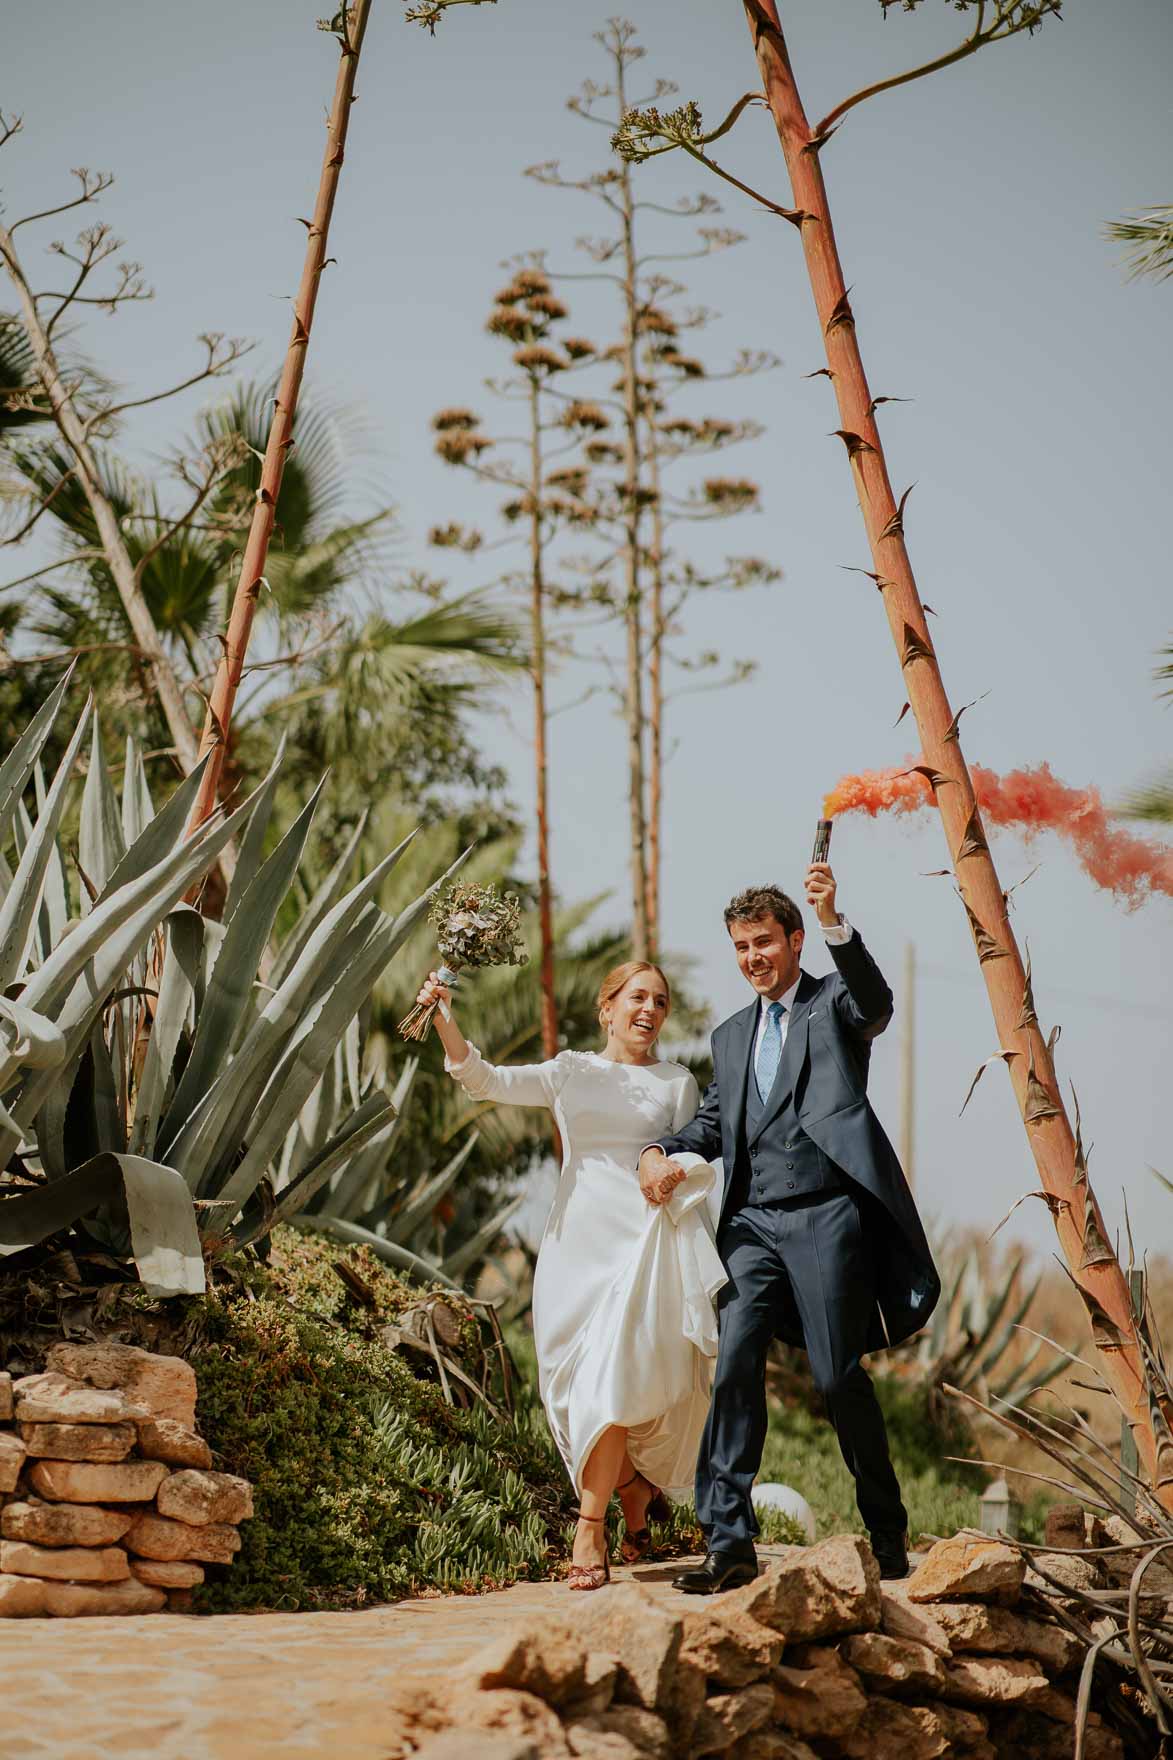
[
  {"left": 617, "top": 1470, "right": 671, "bottom": 1563},
  {"left": 567, "top": 1511, "right": 610, "bottom": 1592}
]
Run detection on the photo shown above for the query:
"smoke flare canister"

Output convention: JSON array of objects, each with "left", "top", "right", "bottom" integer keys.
[{"left": 812, "top": 819, "right": 833, "bottom": 864}]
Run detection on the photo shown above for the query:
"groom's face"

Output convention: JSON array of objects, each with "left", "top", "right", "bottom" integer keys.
[{"left": 727, "top": 913, "right": 804, "bottom": 1002}]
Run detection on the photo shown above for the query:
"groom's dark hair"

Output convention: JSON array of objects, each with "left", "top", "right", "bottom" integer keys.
[{"left": 723, "top": 885, "right": 803, "bottom": 937}]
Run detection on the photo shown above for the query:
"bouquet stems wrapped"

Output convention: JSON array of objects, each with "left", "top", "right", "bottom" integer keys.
[{"left": 398, "top": 881, "right": 529, "bottom": 1042}]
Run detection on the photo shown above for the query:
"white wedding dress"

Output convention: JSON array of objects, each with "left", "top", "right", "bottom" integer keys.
[{"left": 445, "top": 1044, "right": 727, "bottom": 1498}]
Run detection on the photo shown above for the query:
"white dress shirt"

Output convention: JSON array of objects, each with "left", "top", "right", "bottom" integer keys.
[{"left": 752, "top": 917, "right": 854, "bottom": 1067}]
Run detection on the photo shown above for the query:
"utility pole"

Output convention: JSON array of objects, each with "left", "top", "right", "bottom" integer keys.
[{"left": 900, "top": 940, "right": 916, "bottom": 1190}]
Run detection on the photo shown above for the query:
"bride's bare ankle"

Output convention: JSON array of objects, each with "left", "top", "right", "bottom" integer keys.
[{"left": 573, "top": 1514, "right": 607, "bottom": 1564}]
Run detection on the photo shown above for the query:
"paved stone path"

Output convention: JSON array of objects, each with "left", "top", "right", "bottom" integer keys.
[{"left": 1, "top": 1549, "right": 789, "bottom": 1760}]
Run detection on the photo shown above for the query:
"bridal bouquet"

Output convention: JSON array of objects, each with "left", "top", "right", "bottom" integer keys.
[{"left": 398, "top": 880, "right": 529, "bottom": 1041}]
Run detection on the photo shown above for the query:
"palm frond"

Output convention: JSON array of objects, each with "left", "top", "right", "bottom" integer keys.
[{"left": 1106, "top": 204, "right": 1173, "bottom": 283}]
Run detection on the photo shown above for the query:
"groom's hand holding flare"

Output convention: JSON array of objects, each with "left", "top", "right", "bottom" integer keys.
[{"left": 804, "top": 861, "right": 841, "bottom": 929}]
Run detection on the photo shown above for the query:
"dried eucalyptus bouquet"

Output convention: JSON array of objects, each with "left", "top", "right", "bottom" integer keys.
[{"left": 398, "top": 881, "right": 529, "bottom": 1041}]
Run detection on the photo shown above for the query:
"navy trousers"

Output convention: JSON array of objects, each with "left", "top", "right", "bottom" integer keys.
[{"left": 697, "top": 1185, "right": 907, "bottom": 1555}]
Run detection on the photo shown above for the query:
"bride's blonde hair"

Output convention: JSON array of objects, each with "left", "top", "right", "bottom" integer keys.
[{"left": 596, "top": 961, "right": 672, "bottom": 1032}]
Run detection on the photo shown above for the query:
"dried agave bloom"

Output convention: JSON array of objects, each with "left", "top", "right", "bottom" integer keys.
[
  {"left": 435, "top": 430, "right": 492, "bottom": 464},
  {"left": 431, "top": 407, "right": 480, "bottom": 432},
  {"left": 546, "top": 466, "right": 590, "bottom": 496},
  {"left": 585, "top": 440, "right": 623, "bottom": 464},
  {"left": 659, "top": 349, "right": 705, "bottom": 378},
  {"left": 526, "top": 291, "right": 568, "bottom": 321},
  {"left": 637, "top": 304, "right": 679, "bottom": 337},
  {"left": 562, "top": 336, "right": 596, "bottom": 360},
  {"left": 513, "top": 344, "right": 568, "bottom": 376},
  {"left": 496, "top": 267, "right": 550, "bottom": 302},
  {"left": 703, "top": 475, "right": 759, "bottom": 510},
  {"left": 429, "top": 522, "right": 483, "bottom": 551},
  {"left": 487, "top": 305, "right": 532, "bottom": 343},
  {"left": 561, "top": 399, "right": 611, "bottom": 432}
]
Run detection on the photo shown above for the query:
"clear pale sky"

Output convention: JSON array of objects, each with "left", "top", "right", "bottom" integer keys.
[{"left": 4, "top": 1, "right": 1171, "bottom": 1258}]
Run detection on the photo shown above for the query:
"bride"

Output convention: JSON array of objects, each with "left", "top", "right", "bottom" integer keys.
[{"left": 416, "top": 959, "right": 725, "bottom": 1590}]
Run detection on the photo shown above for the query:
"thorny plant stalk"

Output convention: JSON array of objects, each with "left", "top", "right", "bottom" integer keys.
[
  {"left": 186, "top": 1, "right": 377, "bottom": 844},
  {"left": 611, "top": 0, "right": 1173, "bottom": 1508}
]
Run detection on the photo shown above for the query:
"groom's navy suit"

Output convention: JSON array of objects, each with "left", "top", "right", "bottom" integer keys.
[{"left": 657, "top": 927, "right": 939, "bottom": 1555}]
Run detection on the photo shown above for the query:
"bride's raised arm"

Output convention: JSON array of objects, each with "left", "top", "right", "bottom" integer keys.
[{"left": 417, "top": 970, "right": 565, "bottom": 1110}]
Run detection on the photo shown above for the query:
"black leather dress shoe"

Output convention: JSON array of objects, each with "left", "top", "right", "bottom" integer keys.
[
  {"left": 672, "top": 1550, "right": 759, "bottom": 1594},
  {"left": 870, "top": 1529, "right": 910, "bottom": 1579}
]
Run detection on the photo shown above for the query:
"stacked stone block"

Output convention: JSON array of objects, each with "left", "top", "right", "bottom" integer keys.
[
  {"left": 389, "top": 1533, "right": 1132, "bottom": 1759},
  {"left": 0, "top": 1343, "right": 250, "bottom": 1617}
]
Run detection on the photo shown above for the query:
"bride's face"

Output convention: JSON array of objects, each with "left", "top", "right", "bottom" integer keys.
[{"left": 604, "top": 973, "right": 670, "bottom": 1056}]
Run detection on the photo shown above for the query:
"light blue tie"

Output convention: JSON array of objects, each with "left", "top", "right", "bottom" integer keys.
[{"left": 755, "top": 1001, "right": 786, "bottom": 1103}]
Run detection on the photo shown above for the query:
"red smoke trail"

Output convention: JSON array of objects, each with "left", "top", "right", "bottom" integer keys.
[{"left": 824, "top": 761, "right": 1173, "bottom": 908}]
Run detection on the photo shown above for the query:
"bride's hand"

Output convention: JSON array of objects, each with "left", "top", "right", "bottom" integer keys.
[
  {"left": 639, "top": 1148, "right": 685, "bottom": 1207},
  {"left": 416, "top": 970, "right": 452, "bottom": 1011}
]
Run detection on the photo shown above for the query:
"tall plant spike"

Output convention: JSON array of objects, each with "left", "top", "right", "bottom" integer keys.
[
  {"left": 187, "top": 0, "right": 377, "bottom": 838},
  {"left": 732, "top": 0, "right": 1171, "bottom": 1508}
]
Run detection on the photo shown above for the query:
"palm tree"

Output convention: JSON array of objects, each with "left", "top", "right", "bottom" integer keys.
[{"left": 1106, "top": 205, "right": 1173, "bottom": 284}]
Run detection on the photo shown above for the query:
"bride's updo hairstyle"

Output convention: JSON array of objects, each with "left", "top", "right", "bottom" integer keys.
[{"left": 596, "top": 961, "right": 671, "bottom": 1034}]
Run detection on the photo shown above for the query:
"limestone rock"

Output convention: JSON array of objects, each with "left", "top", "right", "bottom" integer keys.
[
  {"left": 878, "top": 1586, "right": 950, "bottom": 1656},
  {"left": 905, "top": 1536, "right": 1024, "bottom": 1604},
  {"left": 454, "top": 1686, "right": 571, "bottom": 1756},
  {"left": 679, "top": 1601, "right": 785, "bottom": 1687},
  {"left": 156, "top": 1467, "right": 252, "bottom": 1527},
  {"left": 0, "top": 1370, "right": 12, "bottom": 1420},
  {"left": 42, "top": 1576, "right": 167, "bottom": 1616},
  {"left": 130, "top": 1558, "right": 205, "bottom": 1588},
  {"left": 0, "top": 1430, "right": 26, "bottom": 1493},
  {"left": 46, "top": 1341, "right": 198, "bottom": 1429},
  {"left": 0, "top": 1538, "right": 129, "bottom": 1581},
  {"left": 0, "top": 1571, "right": 48, "bottom": 1616},
  {"left": 1025, "top": 1550, "right": 1102, "bottom": 1595},
  {"left": 832, "top": 1698, "right": 993, "bottom": 1760},
  {"left": 721, "top": 1534, "right": 881, "bottom": 1641},
  {"left": 771, "top": 1644, "right": 868, "bottom": 1738},
  {"left": 135, "top": 1416, "right": 213, "bottom": 1469},
  {"left": 569, "top": 1583, "right": 682, "bottom": 1712},
  {"left": 1, "top": 1497, "right": 133, "bottom": 1549},
  {"left": 690, "top": 1681, "right": 775, "bottom": 1755},
  {"left": 567, "top": 1651, "right": 618, "bottom": 1719},
  {"left": 27, "top": 1457, "right": 168, "bottom": 1503},
  {"left": 414, "top": 1737, "right": 539, "bottom": 1760},
  {"left": 990, "top": 1708, "right": 1123, "bottom": 1760},
  {"left": 19, "top": 1419, "right": 136, "bottom": 1462},
  {"left": 566, "top": 1706, "right": 669, "bottom": 1758},
  {"left": 840, "top": 1630, "right": 949, "bottom": 1695},
  {"left": 464, "top": 1616, "right": 590, "bottom": 1707},
  {"left": 941, "top": 1653, "right": 1049, "bottom": 1706},
  {"left": 125, "top": 1510, "right": 240, "bottom": 1562},
  {"left": 1099, "top": 1515, "right": 1173, "bottom": 1594},
  {"left": 12, "top": 1370, "right": 146, "bottom": 1425},
  {"left": 734, "top": 1735, "right": 820, "bottom": 1760},
  {"left": 929, "top": 1599, "right": 1082, "bottom": 1672},
  {"left": 1043, "top": 1503, "right": 1085, "bottom": 1550},
  {"left": 167, "top": 1587, "right": 197, "bottom": 1613}
]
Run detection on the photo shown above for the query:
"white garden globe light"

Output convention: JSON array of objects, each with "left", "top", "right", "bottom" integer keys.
[{"left": 751, "top": 1482, "right": 816, "bottom": 1543}]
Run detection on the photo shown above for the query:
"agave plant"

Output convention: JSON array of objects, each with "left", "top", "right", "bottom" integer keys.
[
  {"left": 0, "top": 675, "right": 466, "bottom": 1297},
  {"left": 897, "top": 1240, "right": 1067, "bottom": 1424}
]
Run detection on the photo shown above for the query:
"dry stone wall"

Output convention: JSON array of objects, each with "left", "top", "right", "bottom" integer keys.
[
  {"left": 393, "top": 1534, "right": 1132, "bottom": 1760},
  {"left": 0, "top": 1344, "right": 250, "bottom": 1616}
]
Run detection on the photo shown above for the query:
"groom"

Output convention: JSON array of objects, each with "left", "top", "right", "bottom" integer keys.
[{"left": 638, "top": 861, "right": 940, "bottom": 1591}]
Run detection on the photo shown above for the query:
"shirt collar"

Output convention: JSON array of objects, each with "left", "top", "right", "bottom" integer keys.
[{"left": 761, "top": 973, "right": 802, "bottom": 1018}]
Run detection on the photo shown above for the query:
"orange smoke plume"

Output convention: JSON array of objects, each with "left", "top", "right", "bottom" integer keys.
[{"left": 824, "top": 761, "right": 1173, "bottom": 908}]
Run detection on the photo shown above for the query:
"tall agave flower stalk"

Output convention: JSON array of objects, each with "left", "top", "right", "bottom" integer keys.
[
  {"left": 614, "top": 0, "right": 1173, "bottom": 1513},
  {"left": 188, "top": 1, "right": 376, "bottom": 838}
]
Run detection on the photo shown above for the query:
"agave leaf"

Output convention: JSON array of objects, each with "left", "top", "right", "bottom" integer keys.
[
  {"left": 98, "top": 750, "right": 215, "bottom": 904},
  {"left": 0, "top": 1150, "right": 204, "bottom": 1296},
  {"left": 292, "top": 1211, "right": 455, "bottom": 1287},
  {"left": 161, "top": 832, "right": 419, "bottom": 1181},
  {"left": 32, "top": 760, "right": 70, "bottom": 960},
  {"left": 0, "top": 697, "right": 92, "bottom": 989},
  {"left": 129, "top": 907, "right": 206, "bottom": 1157},
  {"left": 2, "top": 785, "right": 260, "bottom": 1159},
  {"left": 441, "top": 1192, "right": 524, "bottom": 1282},
  {"left": 121, "top": 735, "right": 155, "bottom": 850},
  {"left": 249, "top": 1092, "right": 398, "bottom": 1238},
  {"left": 968, "top": 1255, "right": 1027, "bottom": 1360},
  {"left": 162, "top": 779, "right": 325, "bottom": 1137},
  {"left": 222, "top": 732, "right": 288, "bottom": 924},
  {"left": 385, "top": 1131, "right": 479, "bottom": 1247},
  {"left": 88, "top": 1019, "right": 125, "bottom": 1155},
  {"left": 79, "top": 713, "right": 127, "bottom": 903},
  {"left": 267, "top": 809, "right": 369, "bottom": 991},
  {"left": 322, "top": 1054, "right": 418, "bottom": 1220},
  {"left": 973, "top": 1270, "right": 1042, "bottom": 1383},
  {"left": 0, "top": 664, "right": 75, "bottom": 857}
]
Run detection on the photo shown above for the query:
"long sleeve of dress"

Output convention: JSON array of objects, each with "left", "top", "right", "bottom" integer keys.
[{"left": 444, "top": 1041, "right": 570, "bottom": 1109}]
